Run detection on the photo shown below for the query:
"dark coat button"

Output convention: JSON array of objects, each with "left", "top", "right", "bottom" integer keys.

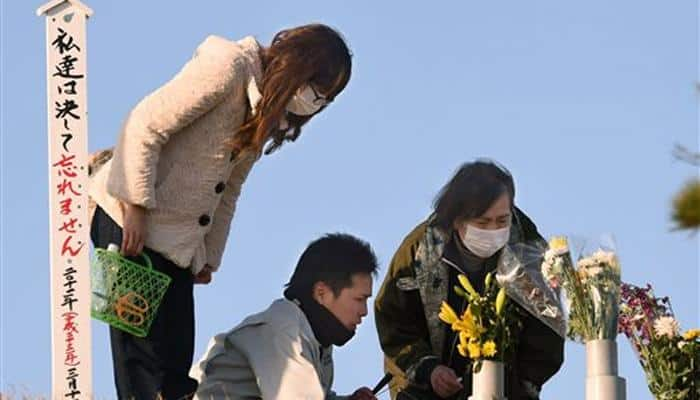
[
  {"left": 198, "top": 215, "right": 211, "bottom": 226},
  {"left": 215, "top": 182, "right": 226, "bottom": 193}
]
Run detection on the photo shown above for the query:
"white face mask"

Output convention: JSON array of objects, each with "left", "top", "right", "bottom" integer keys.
[
  {"left": 286, "top": 85, "right": 327, "bottom": 116},
  {"left": 460, "top": 225, "right": 511, "bottom": 258},
  {"left": 248, "top": 79, "right": 325, "bottom": 133}
]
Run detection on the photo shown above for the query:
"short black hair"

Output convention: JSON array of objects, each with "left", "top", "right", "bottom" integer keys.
[
  {"left": 433, "top": 160, "right": 515, "bottom": 231},
  {"left": 286, "top": 233, "right": 379, "bottom": 297}
]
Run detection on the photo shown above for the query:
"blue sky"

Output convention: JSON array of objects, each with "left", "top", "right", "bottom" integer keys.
[{"left": 1, "top": 1, "right": 698, "bottom": 399}]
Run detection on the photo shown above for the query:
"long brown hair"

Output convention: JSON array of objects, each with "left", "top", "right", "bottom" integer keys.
[{"left": 231, "top": 23, "right": 352, "bottom": 156}]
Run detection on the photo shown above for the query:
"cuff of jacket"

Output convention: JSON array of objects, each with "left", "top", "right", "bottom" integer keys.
[
  {"left": 408, "top": 356, "right": 440, "bottom": 386},
  {"left": 521, "top": 380, "right": 541, "bottom": 399},
  {"left": 106, "top": 181, "right": 157, "bottom": 210}
]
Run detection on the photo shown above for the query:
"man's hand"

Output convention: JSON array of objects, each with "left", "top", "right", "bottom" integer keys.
[
  {"left": 349, "top": 387, "right": 377, "bottom": 400},
  {"left": 194, "top": 264, "right": 214, "bottom": 285},
  {"left": 430, "top": 365, "right": 463, "bottom": 398},
  {"left": 121, "top": 202, "right": 146, "bottom": 256}
]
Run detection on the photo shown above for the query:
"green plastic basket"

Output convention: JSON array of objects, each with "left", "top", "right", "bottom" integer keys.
[{"left": 91, "top": 247, "right": 172, "bottom": 337}]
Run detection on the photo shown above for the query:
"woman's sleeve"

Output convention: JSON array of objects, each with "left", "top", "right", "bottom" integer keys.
[{"left": 374, "top": 229, "right": 437, "bottom": 386}]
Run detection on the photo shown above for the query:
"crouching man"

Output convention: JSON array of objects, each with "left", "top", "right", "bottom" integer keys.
[{"left": 191, "top": 233, "right": 379, "bottom": 400}]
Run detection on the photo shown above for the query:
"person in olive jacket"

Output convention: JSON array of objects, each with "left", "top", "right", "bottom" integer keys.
[{"left": 374, "top": 160, "right": 564, "bottom": 400}]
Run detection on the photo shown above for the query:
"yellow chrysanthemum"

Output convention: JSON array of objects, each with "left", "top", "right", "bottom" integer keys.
[
  {"left": 682, "top": 328, "right": 700, "bottom": 341},
  {"left": 439, "top": 301, "right": 459, "bottom": 325},
  {"left": 466, "top": 341, "right": 481, "bottom": 359},
  {"left": 482, "top": 341, "right": 497, "bottom": 357},
  {"left": 549, "top": 236, "right": 569, "bottom": 252}
]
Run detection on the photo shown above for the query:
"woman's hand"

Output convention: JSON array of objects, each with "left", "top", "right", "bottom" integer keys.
[
  {"left": 430, "top": 365, "right": 463, "bottom": 398},
  {"left": 194, "top": 264, "right": 214, "bottom": 285},
  {"left": 349, "top": 387, "right": 377, "bottom": 400},
  {"left": 121, "top": 202, "right": 147, "bottom": 256}
]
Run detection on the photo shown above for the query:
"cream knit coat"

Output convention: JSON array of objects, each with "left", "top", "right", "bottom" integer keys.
[{"left": 89, "top": 35, "right": 263, "bottom": 274}]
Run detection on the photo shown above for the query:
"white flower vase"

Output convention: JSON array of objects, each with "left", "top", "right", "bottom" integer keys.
[
  {"left": 469, "top": 360, "right": 507, "bottom": 400},
  {"left": 585, "top": 339, "right": 627, "bottom": 400}
]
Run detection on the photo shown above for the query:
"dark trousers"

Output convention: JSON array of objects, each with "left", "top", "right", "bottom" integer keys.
[{"left": 91, "top": 206, "right": 198, "bottom": 400}]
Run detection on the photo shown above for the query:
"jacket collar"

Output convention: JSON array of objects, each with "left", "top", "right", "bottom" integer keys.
[
  {"left": 276, "top": 298, "right": 323, "bottom": 350},
  {"left": 236, "top": 36, "right": 264, "bottom": 115}
]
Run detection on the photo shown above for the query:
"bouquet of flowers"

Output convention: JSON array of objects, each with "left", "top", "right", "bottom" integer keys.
[
  {"left": 438, "top": 272, "right": 519, "bottom": 372},
  {"left": 618, "top": 282, "right": 700, "bottom": 400},
  {"left": 540, "top": 236, "right": 622, "bottom": 341}
]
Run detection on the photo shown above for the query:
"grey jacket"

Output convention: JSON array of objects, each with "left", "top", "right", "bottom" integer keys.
[{"left": 190, "top": 299, "right": 350, "bottom": 400}]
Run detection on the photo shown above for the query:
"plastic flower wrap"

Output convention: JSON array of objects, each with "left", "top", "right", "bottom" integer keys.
[
  {"left": 498, "top": 235, "right": 623, "bottom": 342},
  {"left": 496, "top": 241, "right": 567, "bottom": 338},
  {"left": 438, "top": 273, "right": 520, "bottom": 372},
  {"left": 618, "top": 282, "right": 700, "bottom": 400}
]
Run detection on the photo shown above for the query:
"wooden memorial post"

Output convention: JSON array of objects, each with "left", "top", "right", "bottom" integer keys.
[{"left": 36, "top": 1, "right": 94, "bottom": 398}]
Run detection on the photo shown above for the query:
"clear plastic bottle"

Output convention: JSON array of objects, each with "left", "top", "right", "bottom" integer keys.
[{"left": 92, "top": 243, "right": 120, "bottom": 313}]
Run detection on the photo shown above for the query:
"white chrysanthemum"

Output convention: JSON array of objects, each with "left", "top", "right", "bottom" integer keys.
[
  {"left": 554, "top": 257, "right": 565, "bottom": 271},
  {"left": 604, "top": 252, "right": 621, "bottom": 274},
  {"left": 541, "top": 261, "right": 553, "bottom": 280},
  {"left": 544, "top": 249, "right": 556, "bottom": 263},
  {"left": 678, "top": 341, "right": 688, "bottom": 350},
  {"left": 591, "top": 249, "right": 606, "bottom": 261},
  {"left": 592, "top": 249, "right": 619, "bottom": 270},
  {"left": 577, "top": 256, "right": 597, "bottom": 270},
  {"left": 542, "top": 256, "right": 564, "bottom": 285},
  {"left": 654, "top": 316, "right": 680, "bottom": 338}
]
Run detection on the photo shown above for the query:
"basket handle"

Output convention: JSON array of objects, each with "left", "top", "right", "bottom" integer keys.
[
  {"left": 137, "top": 252, "right": 153, "bottom": 269},
  {"left": 104, "top": 244, "right": 153, "bottom": 269}
]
